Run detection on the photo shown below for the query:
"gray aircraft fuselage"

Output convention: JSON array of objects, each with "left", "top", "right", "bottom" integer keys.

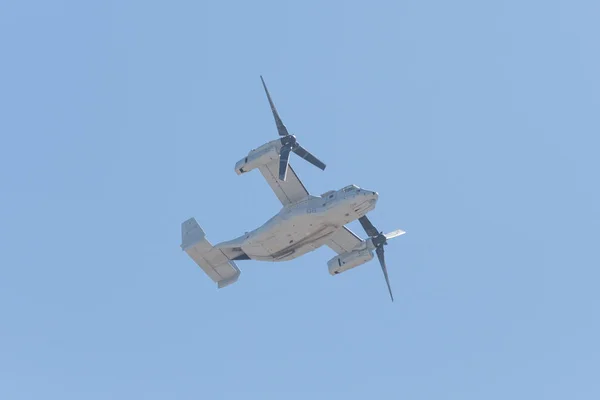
[{"left": 216, "top": 185, "right": 378, "bottom": 261}]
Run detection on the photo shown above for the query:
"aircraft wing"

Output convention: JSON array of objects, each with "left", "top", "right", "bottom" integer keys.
[
  {"left": 326, "top": 226, "right": 363, "bottom": 254},
  {"left": 258, "top": 160, "right": 310, "bottom": 205}
]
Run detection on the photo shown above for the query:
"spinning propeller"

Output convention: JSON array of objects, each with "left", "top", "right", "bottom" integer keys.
[
  {"left": 358, "top": 215, "right": 405, "bottom": 302},
  {"left": 260, "top": 76, "right": 326, "bottom": 181}
]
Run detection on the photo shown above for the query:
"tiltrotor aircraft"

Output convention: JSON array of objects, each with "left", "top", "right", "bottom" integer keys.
[{"left": 180, "top": 77, "right": 405, "bottom": 301}]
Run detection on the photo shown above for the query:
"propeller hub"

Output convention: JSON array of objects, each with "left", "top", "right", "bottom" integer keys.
[
  {"left": 372, "top": 233, "right": 387, "bottom": 248},
  {"left": 281, "top": 135, "right": 297, "bottom": 147}
]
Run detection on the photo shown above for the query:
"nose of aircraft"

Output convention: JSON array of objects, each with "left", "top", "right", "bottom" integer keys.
[
  {"left": 361, "top": 189, "right": 378, "bottom": 200},
  {"left": 350, "top": 188, "right": 379, "bottom": 215},
  {"left": 358, "top": 188, "right": 378, "bottom": 203}
]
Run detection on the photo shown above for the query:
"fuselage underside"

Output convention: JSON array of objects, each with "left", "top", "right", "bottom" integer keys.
[{"left": 216, "top": 185, "right": 378, "bottom": 262}]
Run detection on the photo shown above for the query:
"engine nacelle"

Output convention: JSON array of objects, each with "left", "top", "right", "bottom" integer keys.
[
  {"left": 328, "top": 249, "right": 374, "bottom": 275},
  {"left": 235, "top": 140, "right": 281, "bottom": 175}
]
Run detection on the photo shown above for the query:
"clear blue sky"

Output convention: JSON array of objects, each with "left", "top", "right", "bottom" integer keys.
[{"left": 1, "top": 1, "right": 599, "bottom": 399}]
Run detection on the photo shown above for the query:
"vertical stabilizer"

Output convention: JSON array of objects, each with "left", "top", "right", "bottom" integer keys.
[{"left": 181, "top": 218, "right": 241, "bottom": 288}]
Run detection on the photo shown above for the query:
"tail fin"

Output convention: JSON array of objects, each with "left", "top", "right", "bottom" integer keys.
[{"left": 181, "top": 218, "right": 241, "bottom": 288}]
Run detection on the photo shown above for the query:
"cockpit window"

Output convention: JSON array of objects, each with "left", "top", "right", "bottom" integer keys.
[{"left": 343, "top": 185, "right": 358, "bottom": 192}]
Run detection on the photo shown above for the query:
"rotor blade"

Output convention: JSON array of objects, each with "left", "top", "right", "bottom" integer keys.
[
  {"left": 291, "top": 143, "right": 326, "bottom": 171},
  {"left": 384, "top": 229, "right": 406, "bottom": 240},
  {"left": 260, "top": 76, "right": 289, "bottom": 137},
  {"left": 279, "top": 145, "right": 291, "bottom": 181},
  {"left": 376, "top": 246, "right": 394, "bottom": 302},
  {"left": 358, "top": 215, "right": 379, "bottom": 238}
]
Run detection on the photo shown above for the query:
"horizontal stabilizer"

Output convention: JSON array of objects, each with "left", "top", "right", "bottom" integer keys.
[{"left": 181, "top": 218, "right": 241, "bottom": 289}]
